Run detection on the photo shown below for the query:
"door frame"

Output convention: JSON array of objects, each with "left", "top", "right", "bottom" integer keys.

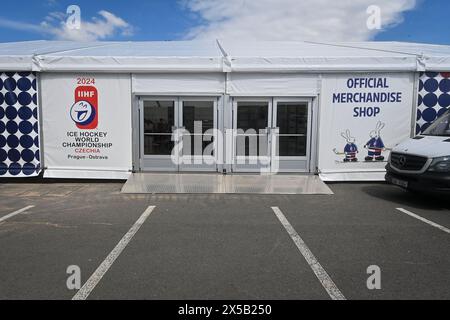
[
  {"left": 232, "top": 97, "right": 273, "bottom": 172},
  {"left": 139, "top": 96, "right": 178, "bottom": 171},
  {"left": 231, "top": 96, "right": 314, "bottom": 173},
  {"left": 178, "top": 96, "right": 219, "bottom": 172},
  {"left": 272, "top": 97, "right": 313, "bottom": 173},
  {"left": 137, "top": 96, "right": 219, "bottom": 172}
]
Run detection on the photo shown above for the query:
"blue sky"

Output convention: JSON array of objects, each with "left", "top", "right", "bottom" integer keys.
[
  {"left": 0, "top": 1, "right": 196, "bottom": 41},
  {"left": 374, "top": 0, "right": 450, "bottom": 44},
  {"left": 0, "top": 0, "right": 448, "bottom": 44}
]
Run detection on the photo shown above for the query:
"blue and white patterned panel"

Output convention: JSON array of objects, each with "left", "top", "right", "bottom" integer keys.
[
  {"left": 417, "top": 71, "right": 450, "bottom": 134},
  {"left": 0, "top": 72, "right": 40, "bottom": 177}
]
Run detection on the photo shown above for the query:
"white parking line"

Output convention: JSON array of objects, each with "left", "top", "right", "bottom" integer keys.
[
  {"left": 271, "top": 207, "right": 346, "bottom": 300},
  {"left": 396, "top": 208, "right": 450, "bottom": 234},
  {"left": 72, "top": 205, "right": 156, "bottom": 300},
  {"left": 0, "top": 205, "right": 34, "bottom": 224}
]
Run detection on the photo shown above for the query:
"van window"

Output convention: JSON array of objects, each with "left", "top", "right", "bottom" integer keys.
[{"left": 422, "top": 110, "right": 450, "bottom": 137}]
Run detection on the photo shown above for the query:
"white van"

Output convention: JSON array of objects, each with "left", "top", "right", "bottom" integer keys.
[{"left": 385, "top": 109, "right": 450, "bottom": 193}]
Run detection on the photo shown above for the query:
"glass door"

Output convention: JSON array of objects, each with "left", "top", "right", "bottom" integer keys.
[
  {"left": 140, "top": 98, "right": 178, "bottom": 171},
  {"left": 232, "top": 99, "right": 272, "bottom": 172},
  {"left": 272, "top": 99, "right": 311, "bottom": 172},
  {"left": 231, "top": 98, "right": 312, "bottom": 173},
  {"left": 139, "top": 97, "right": 218, "bottom": 172},
  {"left": 179, "top": 98, "right": 217, "bottom": 171}
]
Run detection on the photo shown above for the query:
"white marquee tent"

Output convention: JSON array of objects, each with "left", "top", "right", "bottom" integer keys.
[{"left": 0, "top": 40, "right": 448, "bottom": 180}]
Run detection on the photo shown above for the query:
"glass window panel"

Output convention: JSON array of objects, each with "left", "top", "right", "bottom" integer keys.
[
  {"left": 182, "top": 135, "right": 215, "bottom": 156},
  {"left": 183, "top": 101, "right": 214, "bottom": 134},
  {"left": 277, "top": 103, "right": 308, "bottom": 135},
  {"left": 276, "top": 136, "right": 307, "bottom": 156},
  {"left": 144, "top": 135, "right": 174, "bottom": 155},
  {"left": 144, "top": 100, "right": 174, "bottom": 134},
  {"left": 236, "top": 102, "right": 268, "bottom": 131},
  {"left": 236, "top": 135, "right": 269, "bottom": 157}
]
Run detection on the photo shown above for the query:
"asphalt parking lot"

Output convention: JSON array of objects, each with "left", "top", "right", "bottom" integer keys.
[{"left": 0, "top": 180, "right": 449, "bottom": 300}]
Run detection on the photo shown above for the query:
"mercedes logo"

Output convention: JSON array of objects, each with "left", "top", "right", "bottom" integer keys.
[{"left": 398, "top": 156, "right": 407, "bottom": 167}]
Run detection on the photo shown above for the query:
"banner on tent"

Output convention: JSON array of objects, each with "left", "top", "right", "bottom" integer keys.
[
  {"left": 318, "top": 73, "right": 414, "bottom": 177},
  {"left": 417, "top": 72, "right": 450, "bottom": 134},
  {"left": 0, "top": 72, "right": 40, "bottom": 177},
  {"left": 41, "top": 74, "right": 132, "bottom": 178}
]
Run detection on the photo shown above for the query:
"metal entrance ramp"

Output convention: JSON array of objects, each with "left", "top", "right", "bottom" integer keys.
[{"left": 121, "top": 173, "right": 333, "bottom": 194}]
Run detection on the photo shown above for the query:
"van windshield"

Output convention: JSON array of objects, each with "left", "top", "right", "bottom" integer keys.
[{"left": 422, "top": 110, "right": 450, "bottom": 137}]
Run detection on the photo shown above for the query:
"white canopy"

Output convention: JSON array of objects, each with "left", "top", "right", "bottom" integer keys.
[{"left": 0, "top": 39, "right": 449, "bottom": 72}]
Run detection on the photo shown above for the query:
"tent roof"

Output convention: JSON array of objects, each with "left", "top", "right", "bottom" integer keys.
[
  {"left": 316, "top": 41, "right": 450, "bottom": 71},
  {"left": 0, "top": 40, "right": 449, "bottom": 72}
]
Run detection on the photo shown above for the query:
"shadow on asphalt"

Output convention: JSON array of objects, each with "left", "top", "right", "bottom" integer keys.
[{"left": 361, "top": 184, "right": 449, "bottom": 211}]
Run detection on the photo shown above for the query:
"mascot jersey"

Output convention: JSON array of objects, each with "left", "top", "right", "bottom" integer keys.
[
  {"left": 366, "top": 137, "right": 385, "bottom": 156},
  {"left": 344, "top": 144, "right": 358, "bottom": 160}
]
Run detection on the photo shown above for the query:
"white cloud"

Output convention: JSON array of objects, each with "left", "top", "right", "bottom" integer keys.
[
  {"left": 41, "top": 10, "right": 134, "bottom": 41},
  {"left": 0, "top": 10, "right": 133, "bottom": 41},
  {"left": 0, "top": 18, "right": 45, "bottom": 34},
  {"left": 182, "top": 0, "right": 417, "bottom": 41}
]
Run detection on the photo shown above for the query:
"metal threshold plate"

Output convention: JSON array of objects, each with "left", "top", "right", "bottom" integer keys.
[{"left": 121, "top": 173, "right": 333, "bottom": 195}]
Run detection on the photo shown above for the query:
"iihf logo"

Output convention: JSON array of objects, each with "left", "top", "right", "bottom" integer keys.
[
  {"left": 70, "top": 100, "right": 95, "bottom": 125},
  {"left": 70, "top": 86, "right": 98, "bottom": 129}
]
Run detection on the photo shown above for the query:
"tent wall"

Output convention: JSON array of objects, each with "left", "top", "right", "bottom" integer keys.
[
  {"left": 0, "top": 72, "right": 41, "bottom": 177},
  {"left": 227, "top": 73, "right": 319, "bottom": 96},
  {"left": 1, "top": 69, "right": 443, "bottom": 181},
  {"left": 318, "top": 73, "right": 415, "bottom": 181},
  {"left": 40, "top": 73, "right": 132, "bottom": 179},
  {"left": 132, "top": 73, "right": 225, "bottom": 95}
]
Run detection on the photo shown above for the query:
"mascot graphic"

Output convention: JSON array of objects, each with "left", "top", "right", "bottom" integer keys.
[
  {"left": 364, "top": 121, "right": 386, "bottom": 161},
  {"left": 333, "top": 129, "right": 358, "bottom": 162}
]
